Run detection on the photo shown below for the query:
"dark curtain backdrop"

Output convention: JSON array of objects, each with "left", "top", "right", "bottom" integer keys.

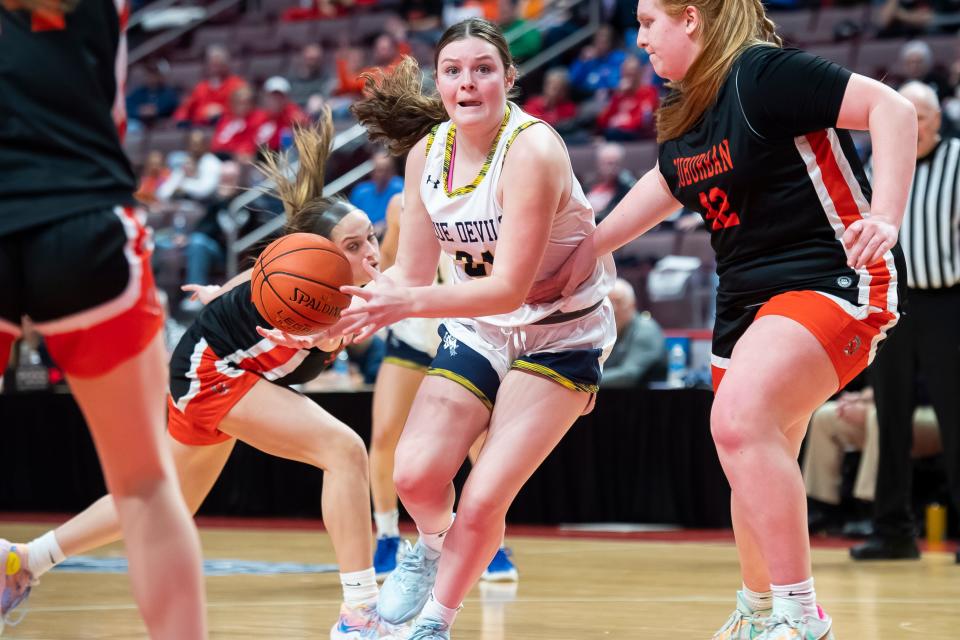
[{"left": 0, "top": 388, "right": 731, "bottom": 528}]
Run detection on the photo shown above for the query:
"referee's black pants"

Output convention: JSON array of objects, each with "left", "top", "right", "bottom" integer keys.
[{"left": 870, "top": 285, "right": 960, "bottom": 537}]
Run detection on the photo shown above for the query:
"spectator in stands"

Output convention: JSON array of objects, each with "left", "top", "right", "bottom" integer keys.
[
  {"left": 383, "top": 14, "right": 418, "bottom": 56},
  {"left": 804, "top": 387, "right": 941, "bottom": 535},
  {"left": 287, "top": 43, "right": 333, "bottom": 113},
  {"left": 157, "top": 130, "right": 223, "bottom": 204},
  {"left": 335, "top": 33, "right": 405, "bottom": 98},
  {"left": 126, "top": 62, "right": 179, "bottom": 129},
  {"left": 250, "top": 77, "right": 309, "bottom": 153},
  {"left": 179, "top": 161, "right": 244, "bottom": 314},
  {"left": 346, "top": 334, "right": 387, "bottom": 385},
  {"left": 585, "top": 142, "right": 636, "bottom": 221},
  {"left": 498, "top": 0, "right": 540, "bottom": 62},
  {"left": 281, "top": 0, "right": 352, "bottom": 21},
  {"left": 601, "top": 278, "right": 667, "bottom": 388},
  {"left": 597, "top": 54, "right": 659, "bottom": 141},
  {"left": 851, "top": 82, "right": 960, "bottom": 563},
  {"left": 173, "top": 45, "right": 248, "bottom": 127},
  {"left": 898, "top": 40, "right": 952, "bottom": 99},
  {"left": 569, "top": 24, "right": 626, "bottom": 97},
  {"left": 402, "top": 0, "right": 443, "bottom": 39},
  {"left": 522, "top": 67, "right": 578, "bottom": 132},
  {"left": 134, "top": 150, "right": 171, "bottom": 206},
  {"left": 211, "top": 86, "right": 258, "bottom": 162},
  {"left": 348, "top": 150, "right": 403, "bottom": 232},
  {"left": 874, "top": 0, "right": 960, "bottom": 37}
]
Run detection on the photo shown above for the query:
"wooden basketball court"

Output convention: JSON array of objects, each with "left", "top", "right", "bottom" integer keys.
[{"left": 2, "top": 522, "right": 958, "bottom": 639}]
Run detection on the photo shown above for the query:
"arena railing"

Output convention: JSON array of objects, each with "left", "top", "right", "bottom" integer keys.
[{"left": 129, "top": 0, "right": 244, "bottom": 65}]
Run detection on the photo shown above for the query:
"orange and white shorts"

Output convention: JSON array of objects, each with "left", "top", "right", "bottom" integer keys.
[
  {"left": 166, "top": 322, "right": 315, "bottom": 446},
  {"left": 710, "top": 290, "right": 899, "bottom": 392},
  {"left": 0, "top": 206, "right": 163, "bottom": 378}
]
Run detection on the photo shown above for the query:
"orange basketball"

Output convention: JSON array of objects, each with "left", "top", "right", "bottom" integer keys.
[{"left": 251, "top": 233, "right": 353, "bottom": 335}]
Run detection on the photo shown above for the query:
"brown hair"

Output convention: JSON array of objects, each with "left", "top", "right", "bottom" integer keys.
[
  {"left": 257, "top": 107, "right": 357, "bottom": 239},
  {"left": 351, "top": 17, "right": 516, "bottom": 155},
  {"left": 655, "top": 0, "right": 781, "bottom": 142}
]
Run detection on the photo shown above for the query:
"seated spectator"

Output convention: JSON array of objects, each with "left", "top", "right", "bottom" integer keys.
[
  {"left": 897, "top": 40, "right": 952, "bottom": 99},
  {"left": 876, "top": 0, "right": 933, "bottom": 38},
  {"left": 126, "top": 62, "right": 179, "bottom": 129},
  {"left": 400, "top": 0, "right": 443, "bottom": 38},
  {"left": 180, "top": 161, "right": 244, "bottom": 314},
  {"left": 134, "top": 150, "right": 171, "bottom": 206},
  {"left": 569, "top": 24, "right": 626, "bottom": 97},
  {"left": 173, "top": 45, "right": 248, "bottom": 127},
  {"left": 348, "top": 151, "right": 403, "bottom": 232},
  {"left": 523, "top": 67, "right": 578, "bottom": 132},
  {"left": 335, "top": 34, "right": 406, "bottom": 98},
  {"left": 157, "top": 130, "right": 223, "bottom": 204},
  {"left": 499, "top": 0, "right": 540, "bottom": 63},
  {"left": 287, "top": 44, "right": 333, "bottom": 113},
  {"left": 249, "top": 77, "right": 309, "bottom": 153},
  {"left": 211, "top": 86, "right": 258, "bottom": 162},
  {"left": 585, "top": 142, "right": 636, "bottom": 221},
  {"left": 600, "top": 278, "right": 667, "bottom": 388},
  {"left": 282, "top": 0, "right": 359, "bottom": 21},
  {"left": 596, "top": 54, "right": 659, "bottom": 141},
  {"left": 803, "top": 388, "right": 941, "bottom": 535},
  {"left": 346, "top": 333, "right": 387, "bottom": 385}
]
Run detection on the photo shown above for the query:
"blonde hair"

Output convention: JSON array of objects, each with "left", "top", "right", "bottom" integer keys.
[
  {"left": 351, "top": 18, "right": 516, "bottom": 155},
  {"left": 257, "top": 107, "right": 358, "bottom": 238},
  {"left": 655, "top": 0, "right": 781, "bottom": 142}
]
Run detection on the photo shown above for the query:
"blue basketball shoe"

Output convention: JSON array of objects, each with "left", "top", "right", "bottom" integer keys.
[
  {"left": 374, "top": 536, "right": 402, "bottom": 579},
  {"left": 481, "top": 547, "right": 518, "bottom": 582}
]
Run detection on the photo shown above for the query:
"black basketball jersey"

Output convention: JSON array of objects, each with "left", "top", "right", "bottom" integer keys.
[
  {"left": 658, "top": 45, "right": 899, "bottom": 310},
  {"left": 0, "top": 0, "right": 137, "bottom": 236},
  {"left": 171, "top": 281, "right": 336, "bottom": 390}
]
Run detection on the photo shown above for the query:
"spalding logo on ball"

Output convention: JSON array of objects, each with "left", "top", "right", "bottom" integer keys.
[{"left": 251, "top": 233, "right": 353, "bottom": 336}]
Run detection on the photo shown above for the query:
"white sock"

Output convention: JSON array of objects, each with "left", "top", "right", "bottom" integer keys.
[
  {"left": 420, "top": 591, "right": 461, "bottom": 627},
  {"left": 771, "top": 577, "right": 818, "bottom": 618},
  {"left": 418, "top": 514, "right": 454, "bottom": 557},
  {"left": 374, "top": 510, "right": 400, "bottom": 539},
  {"left": 27, "top": 531, "right": 65, "bottom": 577},
  {"left": 742, "top": 583, "right": 772, "bottom": 613},
  {"left": 340, "top": 567, "right": 378, "bottom": 607}
]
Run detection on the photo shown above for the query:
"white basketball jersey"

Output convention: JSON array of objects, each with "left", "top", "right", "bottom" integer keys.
[
  {"left": 419, "top": 102, "right": 614, "bottom": 327},
  {"left": 389, "top": 253, "right": 453, "bottom": 356}
]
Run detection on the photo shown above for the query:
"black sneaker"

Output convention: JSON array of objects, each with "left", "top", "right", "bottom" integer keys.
[
  {"left": 808, "top": 501, "right": 844, "bottom": 536},
  {"left": 850, "top": 535, "right": 920, "bottom": 560}
]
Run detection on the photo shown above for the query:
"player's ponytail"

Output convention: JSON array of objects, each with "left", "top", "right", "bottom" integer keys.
[
  {"left": 753, "top": 0, "right": 782, "bottom": 47},
  {"left": 351, "top": 56, "right": 448, "bottom": 156},
  {"left": 258, "top": 107, "right": 356, "bottom": 239}
]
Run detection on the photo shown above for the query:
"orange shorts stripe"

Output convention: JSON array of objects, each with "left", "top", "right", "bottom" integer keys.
[
  {"left": 756, "top": 290, "right": 894, "bottom": 390},
  {"left": 712, "top": 290, "right": 895, "bottom": 393},
  {"left": 167, "top": 346, "right": 262, "bottom": 446},
  {"left": 44, "top": 207, "right": 164, "bottom": 378}
]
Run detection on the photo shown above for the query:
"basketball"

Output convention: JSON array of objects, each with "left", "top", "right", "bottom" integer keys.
[{"left": 251, "top": 233, "right": 353, "bottom": 335}]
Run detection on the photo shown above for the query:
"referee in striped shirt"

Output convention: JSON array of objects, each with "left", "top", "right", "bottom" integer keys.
[{"left": 852, "top": 81, "right": 960, "bottom": 562}]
